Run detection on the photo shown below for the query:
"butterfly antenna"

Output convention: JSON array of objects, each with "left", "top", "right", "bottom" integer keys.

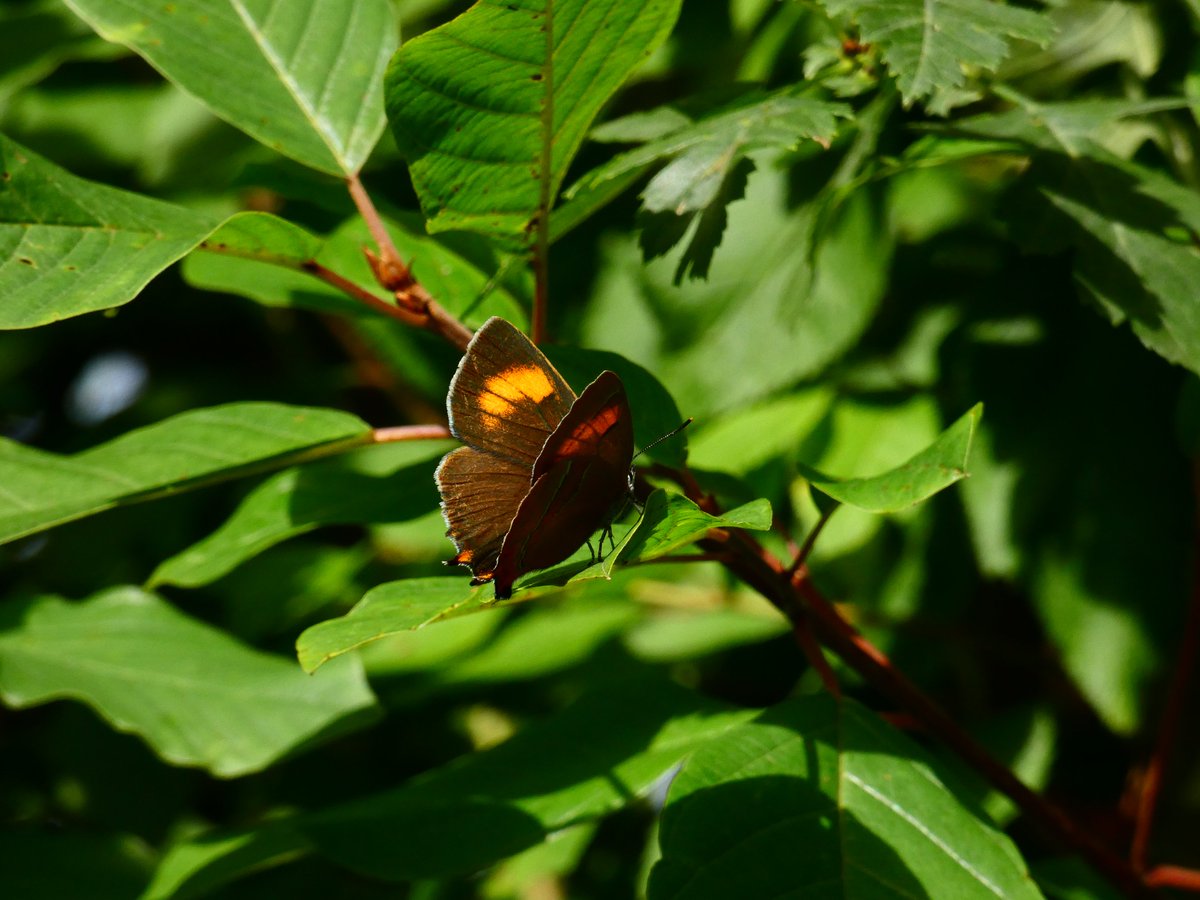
[{"left": 632, "top": 417, "right": 694, "bottom": 463}]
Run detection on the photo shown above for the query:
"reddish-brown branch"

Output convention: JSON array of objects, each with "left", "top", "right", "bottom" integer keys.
[
  {"left": 647, "top": 465, "right": 1147, "bottom": 897},
  {"left": 344, "top": 175, "right": 474, "bottom": 351},
  {"left": 1144, "top": 866, "right": 1200, "bottom": 890},
  {"left": 793, "top": 614, "right": 841, "bottom": 698},
  {"left": 1131, "top": 461, "right": 1200, "bottom": 874},
  {"left": 348, "top": 173, "right": 404, "bottom": 276},
  {"left": 371, "top": 424, "right": 452, "bottom": 443},
  {"left": 788, "top": 504, "right": 838, "bottom": 578}
]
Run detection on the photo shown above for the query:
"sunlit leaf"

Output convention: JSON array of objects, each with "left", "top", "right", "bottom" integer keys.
[
  {"left": 149, "top": 443, "right": 447, "bottom": 589},
  {"left": 297, "top": 577, "right": 486, "bottom": 673},
  {"left": 649, "top": 695, "right": 1041, "bottom": 899},
  {"left": 385, "top": 0, "right": 682, "bottom": 240},
  {"left": 63, "top": 0, "right": 396, "bottom": 175},
  {"left": 803, "top": 403, "right": 981, "bottom": 512},
  {"left": 819, "top": 0, "right": 1054, "bottom": 108},
  {"left": 0, "top": 133, "right": 217, "bottom": 328},
  {"left": 0, "top": 402, "right": 371, "bottom": 545}
]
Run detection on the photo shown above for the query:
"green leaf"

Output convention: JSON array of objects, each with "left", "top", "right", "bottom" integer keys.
[
  {"left": 649, "top": 695, "right": 1041, "bottom": 899},
  {"left": 431, "top": 598, "right": 642, "bottom": 686},
  {"left": 617, "top": 491, "right": 772, "bottom": 568},
  {"left": 141, "top": 822, "right": 309, "bottom": 900},
  {"left": 299, "top": 674, "right": 752, "bottom": 880},
  {"left": 297, "top": 577, "right": 487, "bottom": 673},
  {"left": 819, "top": 0, "right": 1055, "bottom": 108},
  {"left": 0, "top": 828, "right": 151, "bottom": 900},
  {"left": 385, "top": 0, "right": 682, "bottom": 240},
  {"left": 148, "top": 443, "right": 448, "bottom": 589},
  {"left": 948, "top": 97, "right": 1200, "bottom": 377},
  {"left": 62, "top": 0, "right": 396, "bottom": 175},
  {"left": 687, "top": 388, "right": 833, "bottom": 477},
  {"left": 0, "top": 402, "right": 371, "bottom": 545},
  {"left": 0, "top": 132, "right": 217, "bottom": 328},
  {"left": 186, "top": 212, "right": 526, "bottom": 331},
  {"left": 803, "top": 403, "right": 981, "bottom": 512},
  {"left": 0, "top": 0, "right": 116, "bottom": 103},
  {"left": 0, "top": 588, "right": 379, "bottom": 777},
  {"left": 583, "top": 164, "right": 890, "bottom": 416},
  {"left": 567, "top": 88, "right": 849, "bottom": 274},
  {"left": 198, "top": 211, "right": 324, "bottom": 268}
]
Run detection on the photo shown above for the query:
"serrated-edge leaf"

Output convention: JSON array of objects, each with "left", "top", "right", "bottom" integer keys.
[
  {"left": 385, "top": 0, "right": 682, "bottom": 239},
  {"left": 820, "top": 0, "right": 1055, "bottom": 105}
]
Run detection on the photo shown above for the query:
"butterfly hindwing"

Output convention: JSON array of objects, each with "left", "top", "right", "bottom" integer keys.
[
  {"left": 531, "top": 370, "right": 634, "bottom": 482},
  {"left": 436, "top": 447, "right": 530, "bottom": 584},
  {"left": 491, "top": 373, "right": 636, "bottom": 598}
]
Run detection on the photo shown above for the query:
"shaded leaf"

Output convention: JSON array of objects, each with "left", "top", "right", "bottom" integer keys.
[
  {"left": 649, "top": 695, "right": 1041, "bottom": 899},
  {"left": 0, "top": 133, "right": 217, "bottom": 328},
  {"left": 819, "top": 0, "right": 1054, "bottom": 108},
  {"left": 0, "top": 0, "right": 116, "bottom": 102},
  {"left": 149, "top": 443, "right": 448, "bottom": 589},
  {"left": 583, "top": 165, "right": 890, "bottom": 416},
  {"left": 0, "top": 402, "right": 371, "bottom": 545},
  {"left": 947, "top": 97, "right": 1200, "bottom": 377},
  {"left": 300, "top": 674, "right": 752, "bottom": 880},
  {"left": 803, "top": 403, "right": 981, "bottom": 512},
  {"left": 63, "top": 0, "right": 396, "bottom": 175},
  {"left": 385, "top": 0, "right": 681, "bottom": 240},
  {"left": 0, "top": 588, "right": 379, "bottom": 777},
  {"left": 141, "top": 822, "right": 310, "bottom": 900},
  {"left": 570, "top": 88, "right": 848, "bottom": 273},
  {"left": 0, "top": 828, "right": 151, "bottom": 900}
]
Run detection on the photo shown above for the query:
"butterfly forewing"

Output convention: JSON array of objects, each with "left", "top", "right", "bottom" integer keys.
[{"left": 447, "top": 318, "right": 575, "bottom": 468}]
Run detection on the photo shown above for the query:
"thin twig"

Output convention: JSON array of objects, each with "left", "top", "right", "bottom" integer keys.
[
  {"left": 348, "top": 173, "right": 404, "bottom": 276},
  {"left": 303, "top": 261, "right": 426, "bottom": 326},
  {"left": 1131, "top": 460, "right": 1200, "bottom": 873},
  {"left": 372, "top": 424, "right": 452, "bottom": 443},
  {"left": 793, "top": 614, "right": 841, "bottom": 698},
  {"left": 345, "top": 175, "right": 475, "bottom": 351},
  {"left": 788, "top": 503, "right": 838, "bottom": 577}
]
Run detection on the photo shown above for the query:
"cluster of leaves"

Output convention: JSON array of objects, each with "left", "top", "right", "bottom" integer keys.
[{"left": 2, "top": 0, "right": 1200, "bottom": 898}]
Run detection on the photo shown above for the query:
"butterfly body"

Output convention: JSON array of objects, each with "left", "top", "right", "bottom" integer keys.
[{"left": 436, "top": 317, "right": 634, "bottom": 598}]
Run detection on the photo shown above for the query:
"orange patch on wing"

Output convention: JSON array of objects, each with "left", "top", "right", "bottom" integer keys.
[
  {"left": 480, "top": 365, "right": 556, "bottom": 416},
  {"left": 454, "top": 549, "right": 474, "bottom": 564}
]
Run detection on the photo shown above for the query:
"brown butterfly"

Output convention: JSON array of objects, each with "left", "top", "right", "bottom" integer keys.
[{"left": 436, "top": 317, "right": 634, "bottom": 599}]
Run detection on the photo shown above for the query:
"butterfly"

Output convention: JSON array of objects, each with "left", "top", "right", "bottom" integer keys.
[{"left": 436, "top": 317, "right": 635, "bottom": 599}]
